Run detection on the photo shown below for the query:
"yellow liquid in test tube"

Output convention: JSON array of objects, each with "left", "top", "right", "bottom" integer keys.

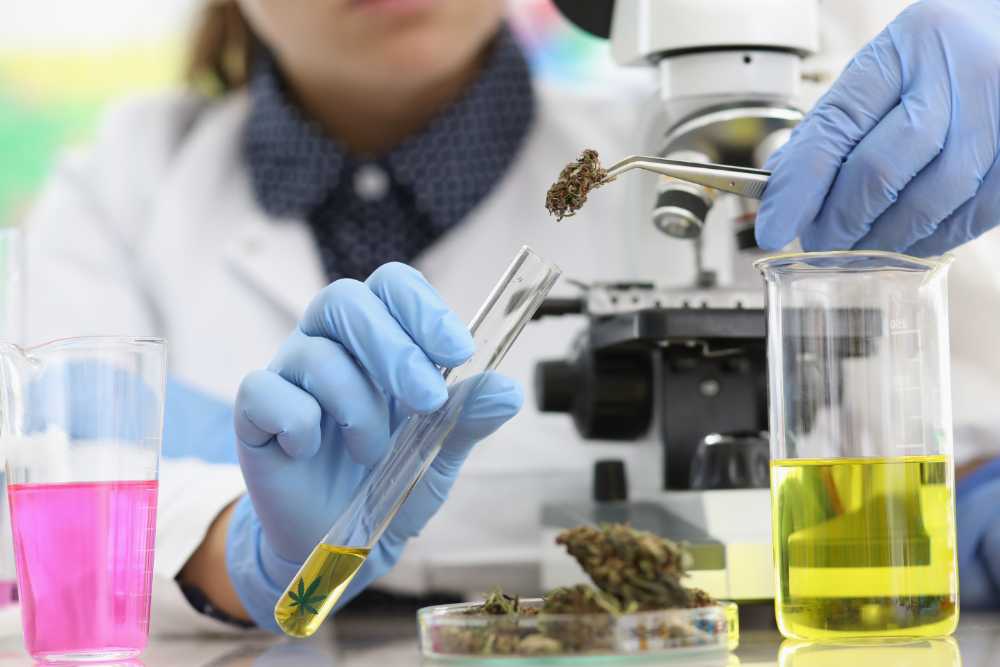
[
  {"left": 274, "top": 544, "right": 369, "bottom": 638},
  {"left": 771, "top": 455, "right": 958, "bottom": 639}
]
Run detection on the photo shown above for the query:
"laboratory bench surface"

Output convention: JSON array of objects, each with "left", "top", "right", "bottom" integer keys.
[{"left": 0, "top": 606, "right": 991, "bottom": 666}]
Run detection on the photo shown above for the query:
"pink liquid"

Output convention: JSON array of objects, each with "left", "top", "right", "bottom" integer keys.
[{"left": 8, "top": 480, "right": 158, "bottom": 660}]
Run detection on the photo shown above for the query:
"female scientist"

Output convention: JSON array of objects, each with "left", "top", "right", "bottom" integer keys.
[{"left": 20, "top": 0, "right": 1000, "bottom": 632}]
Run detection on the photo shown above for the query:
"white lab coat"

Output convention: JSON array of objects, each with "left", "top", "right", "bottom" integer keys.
[{"left": 17, "top": 0, "right": 1000, "bottom": 634}]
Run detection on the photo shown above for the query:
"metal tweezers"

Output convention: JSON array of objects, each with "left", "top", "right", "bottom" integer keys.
[{"left": 605, "top": 155, "right": 771, "bottom": 199}]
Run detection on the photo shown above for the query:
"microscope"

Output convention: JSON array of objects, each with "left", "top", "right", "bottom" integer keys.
[{"left": 536, "top": 0, "right": 820, "bottom": 601}]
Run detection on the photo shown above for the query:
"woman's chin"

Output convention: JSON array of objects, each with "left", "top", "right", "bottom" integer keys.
[{"left": 364, "top": 43, "right": 479, "bottom": 83}]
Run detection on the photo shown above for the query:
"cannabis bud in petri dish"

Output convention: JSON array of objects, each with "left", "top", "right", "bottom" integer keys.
[{"left": 425, "top": 523, "right": 721, "bottom": 657}]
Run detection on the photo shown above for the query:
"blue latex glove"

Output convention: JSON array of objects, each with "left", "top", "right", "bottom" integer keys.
[
  {"left": 162, "top": 377, "right": 237, "bottom": 464},
  {"left": 24, "top": 365, "right": 235, "bottom": 465},
  {"left": 756, "top": 0, "right": 1000, "bottom": 256},
  {"left": 24, "top": 360, "right": 158, "bottom": 442},
  {"left": 956, "top": 471, "right": 1000, "bottom": 608},
  {"left": 226, "top": 263, "right": 523, "bottom": 632}
]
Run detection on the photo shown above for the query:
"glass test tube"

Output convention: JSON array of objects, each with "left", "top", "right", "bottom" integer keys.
[{"left": 274, "top": 246, "right": 562, "bottom": 638}]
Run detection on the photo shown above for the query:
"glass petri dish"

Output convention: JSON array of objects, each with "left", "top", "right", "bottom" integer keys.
[{"left": 418, "top": 598, "right": 739, "bottom": 663}]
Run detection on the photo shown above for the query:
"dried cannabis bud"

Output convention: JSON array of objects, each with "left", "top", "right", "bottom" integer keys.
[
  {"left": 555, "top": 524, "right": 707, "bottom": 610},
  {"left": 545, "top": 148, "right": 613, "bottom": 221},
  {"left": 543, "top": 584, "right": 636, "bottom": 616},
  {"left": 540, "top": 585, "right": 618, "bottom": 653},
  {"left": 430, "top": 523, "right": 718, "bottom": 658},
  {"left": 480, "top": 586, "right": 524, "bottom": 615},
  {"left": 686, "top": 586, "right": 716, "bottom": 608}
]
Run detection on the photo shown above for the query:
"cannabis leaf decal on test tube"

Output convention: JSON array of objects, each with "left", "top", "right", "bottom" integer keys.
[{"left": 289, "top": 576, "right": 324, "bottom": 616}]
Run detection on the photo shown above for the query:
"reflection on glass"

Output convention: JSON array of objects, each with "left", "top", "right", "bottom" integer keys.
[
  {"left": 195, "top": 640, "right": 334, "bottom": 667},
  {"left": 779, "top": 636, "right": 960, "bottom": 667}
]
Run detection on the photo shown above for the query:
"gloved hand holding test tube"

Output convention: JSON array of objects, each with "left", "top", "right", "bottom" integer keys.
[{"left": 268, "top": 246, "right": 561, "bottom": 638}]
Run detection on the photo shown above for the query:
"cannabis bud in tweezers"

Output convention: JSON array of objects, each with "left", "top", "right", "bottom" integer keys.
[{"left": 545, "top": 148, "right": 613, "bottom": 221}]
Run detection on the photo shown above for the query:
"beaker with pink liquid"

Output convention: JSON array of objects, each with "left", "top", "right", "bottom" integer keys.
[{"left": 0, "top": 337, "right": 165, "bottom": 662}]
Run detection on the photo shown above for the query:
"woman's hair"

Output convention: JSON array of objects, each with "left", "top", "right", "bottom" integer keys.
[{"left": 186, "top": 1, "right": 259, "bottom": 94}]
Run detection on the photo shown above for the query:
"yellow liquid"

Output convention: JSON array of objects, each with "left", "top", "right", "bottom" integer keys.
[
  {"left": 771, "top": 456, "right": 958, "bottom": 640},
  {"left": 274, "top": 544, "right": 369, "bottom": 638}
]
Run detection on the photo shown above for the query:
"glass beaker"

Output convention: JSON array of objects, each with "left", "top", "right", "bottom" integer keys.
[
  {"left": 756, "top": 251, "right": 957, "bottom": 640},
  {"left": 0, "top": 337, "right": 165, "bottom": 662}
]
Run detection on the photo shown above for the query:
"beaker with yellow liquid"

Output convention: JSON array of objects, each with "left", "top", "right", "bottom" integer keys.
[{"left": 757, "top": 251, "right": 958, "bottom": 640}]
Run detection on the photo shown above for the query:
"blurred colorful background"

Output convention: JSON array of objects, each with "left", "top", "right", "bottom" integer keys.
[{"left": 0, "top": 0, "right": 623, "bottom": 227}]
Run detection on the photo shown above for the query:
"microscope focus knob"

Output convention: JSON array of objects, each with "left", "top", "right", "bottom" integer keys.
[
  {"left": 535, "top": 351, "right": 652, "bottom": 440},
  {"left": 689, "top": 432, "right": 770, "bottom": 490},
  {"left": 652, "top": 187, "right": 711, "bottom": 239},
  {"left": 652, "top": 150, "right": 714, "bottom": 240},
  {"left": 535, "top": 360, "right": 578, "bottom": 413}
]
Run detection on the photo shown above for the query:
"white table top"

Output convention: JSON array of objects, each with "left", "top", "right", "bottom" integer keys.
[{"left": 0, "top": 608, "right": 992, "bottom": 666}]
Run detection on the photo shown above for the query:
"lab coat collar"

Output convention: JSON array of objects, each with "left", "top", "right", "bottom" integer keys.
[
  {"left": 243, "top": 56, "right": 346, "bottom": 218},
  {"left": 243, "top": 25, "right": 534, "bottom": 235}
]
